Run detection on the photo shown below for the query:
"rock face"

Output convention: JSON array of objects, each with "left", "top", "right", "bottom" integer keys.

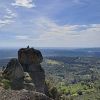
[
  {"left": 3, "top": 47, "right": 47, "bottom": 94},
  {"left": 18, "top": 48, "right": 43, "bottom": 71},
  {"left": 18, "top": 47, "right": 45, "bottom": 93},
  {"left": 24, "top": 72, "right": 35, "bottom": 91},
  {"left": 3, "top": 58, "right": 24, "bottom": 90}
]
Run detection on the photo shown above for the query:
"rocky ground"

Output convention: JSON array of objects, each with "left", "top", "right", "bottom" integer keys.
[
  {"left": 0, "top": 70, "right": 53, "bottom": 100},
  {"left": 0, "top": 88, "right": 52, "bottom": 100}
]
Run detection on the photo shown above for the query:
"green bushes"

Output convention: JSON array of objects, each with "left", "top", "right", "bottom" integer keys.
[
  {"left": 1, "top": 79, "right": 11, "bottom": 89},
  {"left": 46, "top": 78, "right": 97, "bottom": 100},
  {"left": 0, "top": 72, "right": 11, "bottom": 89},
  {"left": 46, "top": 80, "right": 61, "bottom": 100}
]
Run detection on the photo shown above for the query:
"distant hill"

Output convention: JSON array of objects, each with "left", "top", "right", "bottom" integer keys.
[
  {"left": 0, "top": 48, "right": 100, "bottom": 59},
  {"left": 41, "top": 47, "right": 100, "bottom": 57}
]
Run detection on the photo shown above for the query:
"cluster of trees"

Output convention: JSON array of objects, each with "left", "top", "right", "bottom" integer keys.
[
  {"left": 46, "top": 76, "right": 100, "bottom": 100},
  {"left": 43, "top": 56, "right": 100, "bottom": 100}
]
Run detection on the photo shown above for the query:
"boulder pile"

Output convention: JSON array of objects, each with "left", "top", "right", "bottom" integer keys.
[{"left": 3, "top": 47, "right": 47, "bottom": 94}]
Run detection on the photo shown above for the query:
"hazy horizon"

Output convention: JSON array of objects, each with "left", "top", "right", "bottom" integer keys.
[{"left": 0, "top": 46, "right": 100, "bottom": 50}]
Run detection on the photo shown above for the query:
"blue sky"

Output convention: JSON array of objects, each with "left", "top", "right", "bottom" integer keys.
[{"left": 0, "top": 0, "right": 100, "bottom": 48}]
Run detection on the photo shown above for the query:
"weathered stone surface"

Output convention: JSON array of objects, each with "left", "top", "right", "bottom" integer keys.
[
  {"left": 3, "top": 58, "right": 24, "bottom": 80},
  {"left": 3, "top": 47, "right": 48, "bottom": 94},
  {"left": 18, "top": 47, "right": 46, "bottom": 93},
  {"left": 24, "top": 72, "right": 35, "bottom": 91},
  {"left": 24, "top": 72, "right": 32, "bottom": 83},
  {"left": 3, "top": 58, "right": 24, "bottom": 90},
  {"left": 18, "top": 47, "right": 43, "bottom": 72},
  {"left": 0, "top": 89, "right": 53, "bottom": 100},
  {"left": 24, "top": 82, "right": 35, "bottom": 91}
]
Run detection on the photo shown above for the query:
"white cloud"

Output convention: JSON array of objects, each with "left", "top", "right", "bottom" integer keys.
[
  {"left": 0, "top": 8, "right": 17, "bottom": 28},
  {"left": 16, "top": 35, "right": 29, "bottom": 40},
  {"left": 0, "top": 19, "right": 14, "bottom": 27},
  {"left": 12, "top": 0, "right": 36, "bottom": 8},
  {"left": 0, "top": 16, "right": 100, "bottom": 47},
  {"left": 30, "top": 17, "right": 100, "bottom": 47},
  {"left": 4, "top": 8, "right": 17, "bottom": 19}
]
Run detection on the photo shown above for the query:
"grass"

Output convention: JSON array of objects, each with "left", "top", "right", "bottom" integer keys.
[
  {"left": 47, "top": 59, "right": 62, "bottom": 65},
  {"left": 57, "top": 82, "right": 95, "bottom": 96}
]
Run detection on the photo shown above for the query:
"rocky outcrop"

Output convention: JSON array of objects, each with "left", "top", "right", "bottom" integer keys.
[
  {"left": 3, "top": 58, "right": 24, "bottom": 80},
  {"left": 18, "top": 47, "right": 45, "bottom": 93},
  {"left": 3, "top": 59, "right": 36, "bottom": 90},
  {"left": 0, "top": 89, "right": 53, "bottom": 100},
  {"left": 3, "top": 47, "right": 48, "bottom": 94},
  {"left": 3, "top": 58, "right": 24, "bottom": 90},
  {"left": 18, "top": 47, "right": 43, "bottom": 71}
]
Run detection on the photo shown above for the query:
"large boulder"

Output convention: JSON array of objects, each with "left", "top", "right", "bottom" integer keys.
[
  {"left": 3, "top": 58, "right": 24, "bottom": 80},
  {"left": 18, "top": 47, "right": 46, "bottom": 93},
  {"left": 3, "top": 58, "right": 24, "bottom": 90},
  {"left": 3, "top": 59, "right": 36, "bottom": 91},
  {"left": 18, "top": 47, "right": 43, "bottom": 71}
]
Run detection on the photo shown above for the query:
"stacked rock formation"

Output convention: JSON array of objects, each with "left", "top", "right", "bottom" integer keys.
[
  {"left": 18, "top": 47, "right": 45, "bottom": 93},
  {"left": 3, "top": 47, "right": 46, "bottom": 94}
]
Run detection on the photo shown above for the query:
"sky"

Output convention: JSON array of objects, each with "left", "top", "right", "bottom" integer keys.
[{"left": 0, "top": 0, "right": 100, "bottom": 48}]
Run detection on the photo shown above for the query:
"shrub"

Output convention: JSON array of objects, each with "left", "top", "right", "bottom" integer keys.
[
  {"left": 77, "top": 90, "right": 83, "bottom": 95},
  {"left": 1, "top": 79, "right": 11, "bottom": 89},
  {"left": 49, "top": 87, "right": 58, "bottom": 99}
]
